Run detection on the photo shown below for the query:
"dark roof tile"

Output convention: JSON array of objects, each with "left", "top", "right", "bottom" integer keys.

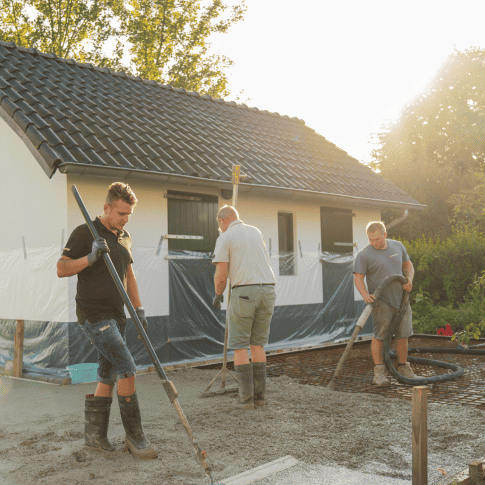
[
  {"left": 26, "top": 124, "right": 46, "bottom": 149},
  {"left": 38, "top": 142, "right": 61, "bottom": 169},
  {"left": 13, "top": 109, "right": 33, "bottom": 132}
]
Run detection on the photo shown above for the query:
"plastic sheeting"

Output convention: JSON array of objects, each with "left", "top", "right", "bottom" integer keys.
[{"left": 0, "top": 249, "right": 372, "bottom": 378}]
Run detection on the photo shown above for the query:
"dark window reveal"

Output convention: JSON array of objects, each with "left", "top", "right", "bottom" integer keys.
[
  {"left": 278, "top": 212, "right": 295, "bottom": 276},
  {"left": 320, "top": 207, "right": 354, "bottom": 253},
  {"left": 167, "top": 191, "right": 219, "bottom": 252}
]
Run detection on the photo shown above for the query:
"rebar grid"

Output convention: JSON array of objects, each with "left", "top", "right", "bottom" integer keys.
[{"left": 265, "top": 337, "right": 485, "bottom": 408}]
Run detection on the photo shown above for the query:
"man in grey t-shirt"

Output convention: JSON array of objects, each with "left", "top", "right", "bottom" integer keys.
[
  {"left": 353, "top": 221, "right": 423, "bottom": 387},
  {"left": 212, "top": 205, "right": 276, "bottom": 408}
]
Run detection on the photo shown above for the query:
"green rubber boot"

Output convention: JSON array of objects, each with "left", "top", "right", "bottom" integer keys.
[
  {"left": 234, "top": 364, "right": 255, "bottom": 409},
  {"left": 84, "top": 394, "right": 115, "bottom": 451},
  {"left": 253, "top": 362, "right": 267, "bottom": 406},
  {"left": 118, "top": 393, "right": 158, "bottom": 459}
]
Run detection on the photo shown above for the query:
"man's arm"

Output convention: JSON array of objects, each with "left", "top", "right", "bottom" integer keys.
[
  {"left": 354, "top": 273, "right": 375, "bottom": 304},
  {"left": 57, "top": 255, "right": 89, "bottom": 278},
  {"left": 126, "top": 264, "right": 142, "bottom": 308},
  {"left": 402, "top": 260, "right": 414, "bottom": 292},
  {"left": 57, "top": 237, "right": 109, "bottom": 277},
  {"left": 214, "top": 262, "right": 228, "bottom": 295},
  {"left": 127, "top": 264, "right": 149, "bottom": 336}
]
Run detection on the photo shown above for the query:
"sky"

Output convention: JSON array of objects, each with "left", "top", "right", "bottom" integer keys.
[{"left": 209, "top": 0, "right": 485, "bottom": 165}]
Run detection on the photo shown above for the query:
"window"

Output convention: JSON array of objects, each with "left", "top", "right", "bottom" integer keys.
[
  {"left": 320, "top": 207, "right": 354, "bottom": 253},
  {"left": 278, "top": 212, "right": 295, "bottom": 276},
  {"left": 167, "top": 191, "right": 219, "bottom": 252}
]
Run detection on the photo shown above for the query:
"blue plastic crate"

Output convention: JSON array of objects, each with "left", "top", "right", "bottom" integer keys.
[{"left": 66, "top": 363, "right": 99, "bottom": 384}]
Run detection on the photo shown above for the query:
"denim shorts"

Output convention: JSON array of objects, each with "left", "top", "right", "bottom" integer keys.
[
  {"left": 79, "top": 318, "right": 137, "bottom": 386},
  {"left": 228, "top": 284, "right": 276, "bottom": 349},
  {"left": 372, "top": 300, "right": 413, "bottom": 340}
]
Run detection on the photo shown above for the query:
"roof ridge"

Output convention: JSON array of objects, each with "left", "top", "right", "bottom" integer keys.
[{"left": 0, "top": 40, "right": 305, "bottom": 124}]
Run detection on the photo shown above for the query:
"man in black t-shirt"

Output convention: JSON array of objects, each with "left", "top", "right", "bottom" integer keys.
[{"left": 57, "top": 182, "right": 157, "bottom": 459}]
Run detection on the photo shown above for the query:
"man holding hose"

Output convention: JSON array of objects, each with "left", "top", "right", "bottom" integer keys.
[
  {"left": 57, "top": 182, "right": 157, "bottom": 458},
  {"left": 353, "top": 221, "right": 424, "bottom": 387}
]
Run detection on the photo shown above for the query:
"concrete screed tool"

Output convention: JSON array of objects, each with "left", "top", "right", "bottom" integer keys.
[{"left": 71, "top": 185, "right": 221, "bottom": 485}]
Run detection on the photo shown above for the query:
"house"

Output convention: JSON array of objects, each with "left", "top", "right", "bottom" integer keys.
[{"left": 0, "top": 41, "right": 424, "bottom": 377}]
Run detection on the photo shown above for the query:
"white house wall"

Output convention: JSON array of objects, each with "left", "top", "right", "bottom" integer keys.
[
  {"left": 0, "top": 115, "right": 68, "bottom": 321},
  {"left": 232, "top": 192, "right": 323, "bottom": 307}
]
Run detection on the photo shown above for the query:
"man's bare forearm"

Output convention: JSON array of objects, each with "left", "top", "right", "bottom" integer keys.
[
  {"left": 57, "top": 256, "right": 89, "bottom": 278},
  {"left": 402, "top": 261, "right": 415, "bottom": 283},
  {"left": 214, "top": 263, "right": 228, "bottom": 295},
  {"left": 127, "top": 266, "right": 142, "bottom": 308}
]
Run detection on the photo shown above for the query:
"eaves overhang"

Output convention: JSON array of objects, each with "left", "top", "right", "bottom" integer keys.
[{"left": 57, "top": 162, "right": 427, "bottom": 211}]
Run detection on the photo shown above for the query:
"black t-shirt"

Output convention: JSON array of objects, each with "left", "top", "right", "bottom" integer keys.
[{"left": 62, "top": 217, "right": 134, "bottom": 326}]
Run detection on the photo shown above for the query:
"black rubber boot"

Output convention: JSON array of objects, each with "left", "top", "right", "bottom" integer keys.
[
  {"left": 234, "top": 364, "right": 255, "bottom": 409},
  {"left": 84, "top": 394, "right": 115, "bottom": 451},
  {"left": 253, "top": 362, "right": 267, "bottom": 406},
  {"left": 118, "top": 393, "right": 158, "bottom": 459}
]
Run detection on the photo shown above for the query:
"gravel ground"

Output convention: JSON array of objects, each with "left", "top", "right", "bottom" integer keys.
[{"left": 0, "top": 368, "right": 484, "bottom": 485}]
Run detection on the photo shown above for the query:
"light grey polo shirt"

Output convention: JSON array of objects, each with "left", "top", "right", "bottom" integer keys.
[{"left": 212, "top": 220, "right": 276, "bottom": 287}]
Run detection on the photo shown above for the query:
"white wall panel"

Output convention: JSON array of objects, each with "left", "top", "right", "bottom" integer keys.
[{"left": 0, "top": 116, "right": 68, "bottom": 321}]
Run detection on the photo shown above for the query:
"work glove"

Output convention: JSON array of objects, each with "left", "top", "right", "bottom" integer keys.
[
  {"left": 136, "top": 307, "right": 148, "bottom": 339},
  {"left": 212, "top": 293, "right": 224, "bottom": 309},
  {"left": 87, "top": 237, "right": 109, "bottom": 266}
]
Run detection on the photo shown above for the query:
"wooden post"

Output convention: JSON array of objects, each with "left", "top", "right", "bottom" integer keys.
[
  {"left": 13, "top": 320, "right": 25, "bottom": 378},
  {"left": 469, "top": 460, "right": 483, "bottom": 485},
  {"left": 203, "top": 165, "right": 241, "bottom": 394},
  {"left": 412, "top": 386, "right": 428, "bottom": 485}
]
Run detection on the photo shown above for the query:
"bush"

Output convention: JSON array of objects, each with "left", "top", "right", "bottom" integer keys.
[
  {"left": 412, "top": 272, "right": 485, "bottom": 336},
  {"left": 402, "top": 227, "right": 485, "bottom": 306}
]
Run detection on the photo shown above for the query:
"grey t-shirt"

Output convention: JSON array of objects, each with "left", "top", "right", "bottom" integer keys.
[
  {"left": 352, "top": 239, "right": 410, "bottom": 309},
  {"left": 212, "top": 220, "right": 276, "bottom": 287}
]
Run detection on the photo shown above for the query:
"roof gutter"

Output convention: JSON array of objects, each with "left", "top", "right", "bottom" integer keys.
[
  {"left": 56, "top": 162, "right": 426, "bottom": 211},
  {"left": 386, "top": 210, "right": 409, "bottom": 230}
]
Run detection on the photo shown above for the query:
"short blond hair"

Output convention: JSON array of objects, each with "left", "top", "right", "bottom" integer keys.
[
  {"left": 366, "top": 221, "right": 386, "bottom": 234},
  {"left": 106, "top": 182, "right": 137, "bottom": 207}
]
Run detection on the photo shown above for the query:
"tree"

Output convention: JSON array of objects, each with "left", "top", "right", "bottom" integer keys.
[
  {"left": 0, "top": 0, "right": 123, "bottom": 69},
  {"left": 372, "top": 47, "right": 485, "bottom": 240},
  {"left": 119, "top": 0, "right": 246, "bottom": 97},
  {"left": 0, "top": 0, "right": 246, "bottom": 97}
]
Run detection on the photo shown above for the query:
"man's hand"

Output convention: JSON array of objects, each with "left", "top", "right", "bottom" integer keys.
[
  {"left": 136, "top": 307, "right": 148, "bottom": 339},
  {"left": 213, "top": 293, "right": 224, "bottom": 309},
  {"left": 363, "top": 292, "right": 376, "bottom": 305},
  {"left": 402, "top": 277, "right": 413, "bottom": 292},
  {"left": 87, "top": 237, "right": 109, "bottom": 266}
]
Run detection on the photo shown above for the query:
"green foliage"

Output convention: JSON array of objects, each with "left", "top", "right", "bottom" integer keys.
[
  {"left": 403, "top": 226, "right": 485, "bottom": 304},
  {"left": 450, "top": 172, "right": 485, "bottom": 232},
  {"left": 450, "top": 271, "right": 485, "bottom": 345},
  {"left": 0, "top": 0, "right": 123, "bottom": 68},
  {"left": 0, "top": 0, "right": 247, "bottom": 97},
  {"left": 412, "top": 274, "right": 485, "bottom": 337},
  {"left": 119, "top": 0, "right": 245, "bottom": 97},
  {"left": 372, "top": 47, "right": 485, "bottom": 240}
]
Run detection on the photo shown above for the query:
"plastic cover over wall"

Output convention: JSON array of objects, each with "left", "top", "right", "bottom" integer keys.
[{"left": 0, "top": 248, "right": 371, "bottom": 377}]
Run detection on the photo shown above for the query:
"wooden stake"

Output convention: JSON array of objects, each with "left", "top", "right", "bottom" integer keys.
[
  {"left": 412, "top": 386, "right": 428, "bottom": 485},
  {"left": 469, "top": 460, "right": 483, "bottom": 485},
  {"left": 204, "top": 165, "right": 241, "bottom": 394},
  {"left": 13, "top": 320, "right": 24, "bottom": 378}
]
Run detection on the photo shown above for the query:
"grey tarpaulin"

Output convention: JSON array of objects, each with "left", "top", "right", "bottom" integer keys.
[{"left": 0, "top": 251, "right": 372, "bottom": 378}]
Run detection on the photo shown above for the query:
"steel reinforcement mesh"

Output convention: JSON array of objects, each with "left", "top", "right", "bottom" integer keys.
[{"left": 263, "top": 337, "right": 485, "bottom": 409}]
